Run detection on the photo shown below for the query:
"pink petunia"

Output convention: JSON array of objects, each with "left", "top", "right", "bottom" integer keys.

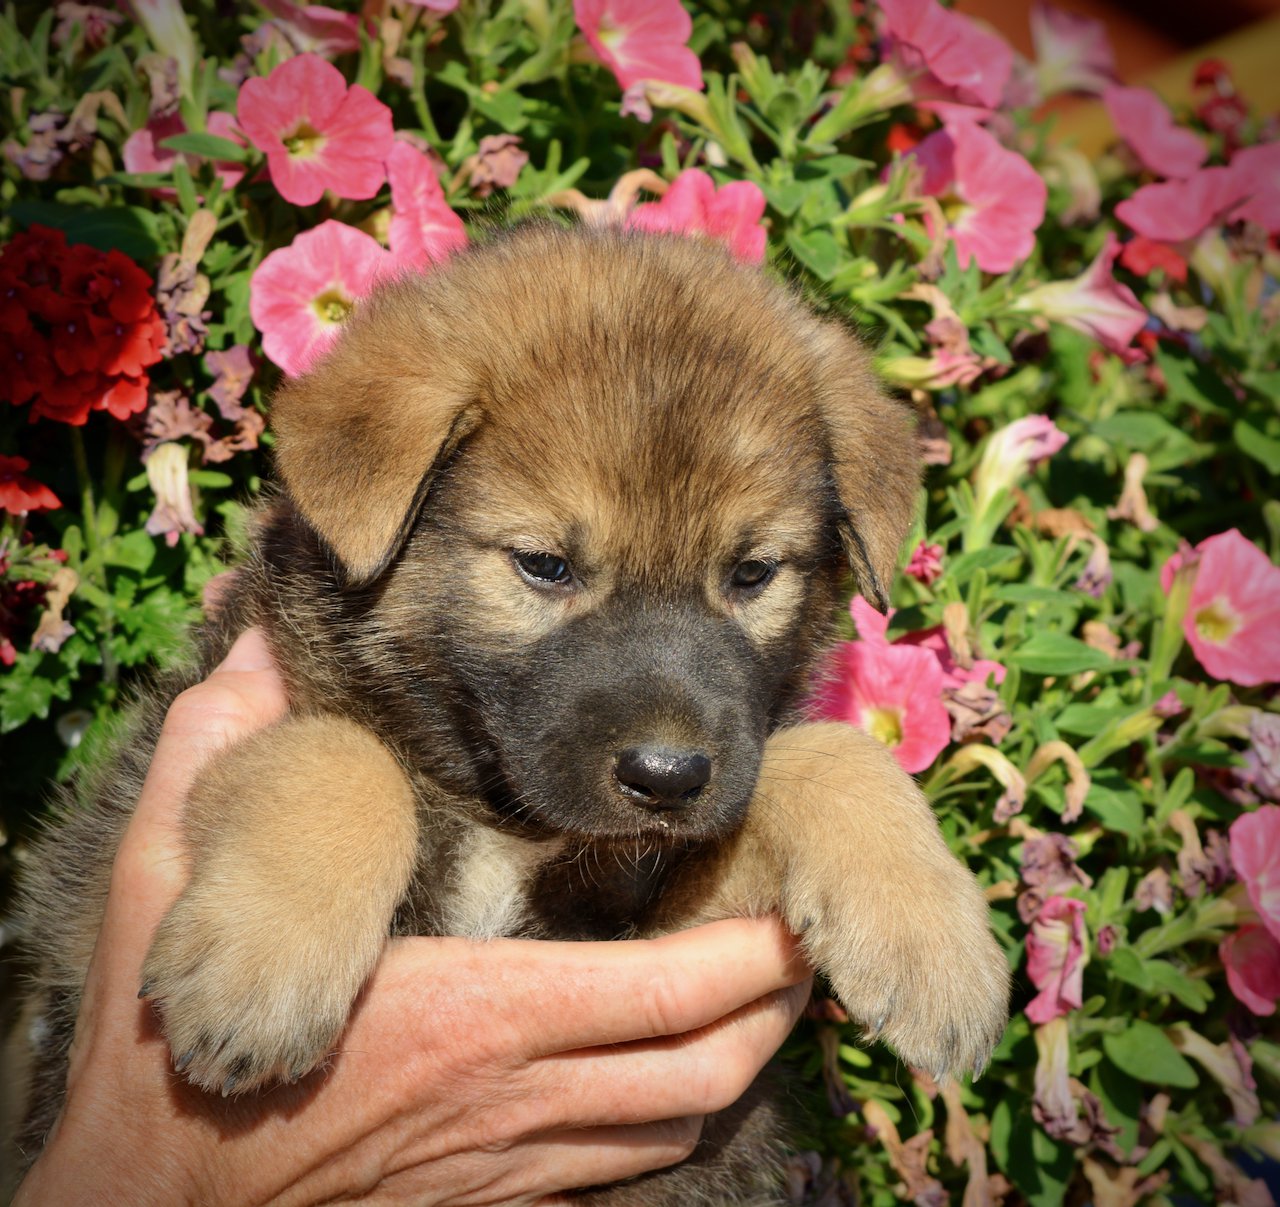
[
  {"left": 1014, "top": 233, "right": 1147, "bottom": 356},
  {"left": 1175, "top": 530, "right": 1280, "bottom": 687},
  {"left": 1230, "top": 805, "right": 1280, "bottom": 944},
  {"left": 122, "top": 110, "right": 246, "bottom": 194},
  {"left": 905, "top": 541, "right": 944, "bottom": 586},
  {"left": 1115, "top": 166, "right": 1249, "bottom": 243},
  {"left": 1221, "top": 925, "right": 1280, "bottom": 1016},
  {"left": 810, "top": 598, "right": 951, "bottom": 774},
  {"left": 972, "top": 414, "right": 1068, "bottom": 514},
  {"left": 1026, "top": 895, "right": 1089, "bottom": 1023},
  {"left": 257, "top": 0, "right": 363, "bottom": 56},
  {"left": 386, "top": 142, "right": 467, "bottom": 273},
  {"left": 911, "top": 119, "right": 1046, "bottom": 273},
  {"left": 878, "top": 0, "right": 1011, "bottom": 112},
  {"left": 249, "top": 220, "right": 391, "bottom": 376},
  {"left": 1030, "top": 2, "right": 1115, "bottom": 97},
  {"left": 1104, "top": 85, "right": 1208, "bottom": 179},
  {"left": 573, "top": 0, "right": 703, "bottom": 94},
  {"left": 627, "top": 169, "right": 767, "bottom": 264},
  {"left": 1230, "top": 141, "right": 1280, "bottom": 234},
  {"left": 237, "top": 53, "right": 394, "bottom": 206}
]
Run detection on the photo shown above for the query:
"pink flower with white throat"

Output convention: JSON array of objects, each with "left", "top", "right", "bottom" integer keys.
[
  {"left": 249, "top": 220, "right": 391, "bottom": 376},
  {"left": 910, "top": 118, "right": 1046, "bottom": 273},
  {"left": 386, "top": 142, "right": 467, "bottom": 273},
  {"left": 627, "top": 169, "right": 767, "bottom": 264},
  {"left": 972, "top": 415, "right": 1068, "bottom": 515},
  {"left": 1030, "top": 2, "right": 1115, "bottom": 98},
  {"left": 237, "top": 53, "right": 394, "bottom": 206},
  {"left": 878, "top": 0, "right": 1011, "bottom": 112},
  {"left": 1013, "top": 233, "right": 1147, "bottom": 356},
  {"left": 1026, "top": 895, "right": 1089, "bottom": 1023},
  {"left": 573, "top": 0, "right": 703, "bottom": 93},
  {"left": 1104, "top": 85, "right": 1208, "bottom": 179},
  {"left": 1231, "top": 805, "right": 1280, "bottom": 944}
]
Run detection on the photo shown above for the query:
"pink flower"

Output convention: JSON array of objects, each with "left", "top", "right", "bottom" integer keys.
[
  {"left": 1030, "top": 2, "right": 1115, "bottom": 97},
  {"left": 627, "top": 169, "right": 767, "bottom": 264},
  {"left": 1230, "top": 141, "right": 1280, "bottom": 234},
  {"left": 121, "top": 110, "right": 246, "bottom": 193},
  {"left": 1104, "top": 85, "right": 1208, "bottom": 179},
  {"left": 1026, "top": 895, "right": 1089, "bottom": 1023},
  {"left": 236, "top": 53, "right": 394, "bottom": 206},
  {"left": 1221, "top": 925, "right": 1280, "bottom": 1016},
  {"left": 972, "top": 414, "right": 1068, "bottom": 513},
  {"left": 386, "top": 142, "right": 467, "bottom": 273},
  {"left": 249, "top": 220, "right": 391, "bottom": 376},
  {"left": 1231, "top": 805, "right": 1280, "bottom": 943},
  {"left": 1014, "top": 233, "right": 1147, "bottom": 356},
  {"left": 258, "top": 0, "right": 363, "bottom": 56},
  {"left": 878, "top": 0, "right": 1011, "bottom": 111},
  {"left": 1176, "top": 530, "right": 1280, "bottom": 686},
  {"left": 573, "top": 0, "right": 702, "bottom": 93},
  {"left": 404, "top": 0, "right": 459, "bottom": 10},
  {"left": 905, "top": 541, "right": 944, "bottom": 586},
  {"left": 1115, "top": 166, "right": 1248, "bottom": 243},
  {"left": 911, "top": 119, "right": 1046, "bottom": 273}
]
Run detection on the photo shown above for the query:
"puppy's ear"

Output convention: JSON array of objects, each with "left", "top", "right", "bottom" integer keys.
[
  {"left": 270, "top": 291, "right": 481, "bottom": 587},
  {"left": 811, "top": 322, "right": 920, "bottom": 612}
]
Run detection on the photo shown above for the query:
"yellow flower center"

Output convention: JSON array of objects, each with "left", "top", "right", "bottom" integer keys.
[
  {"left": 596, "top": 17, "right": 623, "bottom": 49},
  {"left": 313, "top": 288, "right": 353, "bottom": 325},
  {"left": 1194, "top": 600, "right": 1241, "bottom": 645},
  {"left": 284, "top": 121, "right": 325, "bottom": 159},
  {"left": 865, "top": 706, "right": 904, "bottom": 749}
]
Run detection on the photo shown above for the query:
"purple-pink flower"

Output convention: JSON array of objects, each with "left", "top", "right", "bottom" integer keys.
[
  {"left": 627, "top": 169, "right": 767, "bottom": 264},
  {"left": 249, "top": 220, "right": 391, "bottom": 376},
  {"left": 573, "top": 0, "right": 703, "bottom": 93},
  {"left": 237, "top": 53, "right": 394, "bottom": 206},
  {"left": 878, "top": 0, "right": 1011, "bottom": 112},
  {"left": 911, "top": 119, "right": 1046, "bottom": 273},
  {"left": 1230, "top": 141, "right": 1280, "bottom": 234},
  {"left": 1104, "top": 85, "right": 1208, "bottom": 179},
  {"left": 905, "top": 541, "right": 944, "bottom": 586},
  {"left": 386, "top": 142, "right": 467, "bottom": 273},
  {"left": 122, "top": 111, "right": 246, "bottom": 193},
  {"left": 1026, "top": 895, "right": 1089, "bottom": 1023},
  {"left": 972, "top": 414, "right": 1068, "bottom": 514}
]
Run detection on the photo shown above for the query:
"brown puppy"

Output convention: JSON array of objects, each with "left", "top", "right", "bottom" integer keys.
[{"left": 11, "top": 226, "right": 1008, "bottom": 1203}]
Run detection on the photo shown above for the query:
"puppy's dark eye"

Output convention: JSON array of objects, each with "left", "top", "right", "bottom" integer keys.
[
  {"left": 730, "top": 559, "right": 777, "bottom": 591},
  {"left": 513, "top": 550, "right": 572, "bottom": 586}
]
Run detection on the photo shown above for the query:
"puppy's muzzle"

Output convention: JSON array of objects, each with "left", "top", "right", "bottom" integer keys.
[{"left": 614, "top": 744, "right": 713, "bottom": 811}]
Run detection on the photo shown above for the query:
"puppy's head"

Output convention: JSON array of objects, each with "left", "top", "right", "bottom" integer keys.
[{"left": 272, "top": 227, "right": 919, "bottom": 841}]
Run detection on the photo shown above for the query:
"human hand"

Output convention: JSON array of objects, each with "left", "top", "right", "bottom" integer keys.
[{"left": 15, "top": 629, "right": 812, "bottom": 1206}]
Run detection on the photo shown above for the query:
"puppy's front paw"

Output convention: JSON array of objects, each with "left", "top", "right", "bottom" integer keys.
[
  {"left": 789, "top": 856, "right": 1009, "bottom": 1081},
  {"left": 141, "top": 876, "right": 382, "bottom": 1095}
]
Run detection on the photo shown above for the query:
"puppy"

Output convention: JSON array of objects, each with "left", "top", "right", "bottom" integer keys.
[{"left": 10, "top": 226, "right": 1008, "bottom": 1202}]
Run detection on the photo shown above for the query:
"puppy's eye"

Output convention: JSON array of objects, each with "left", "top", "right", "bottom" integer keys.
[
  {"left": 513, "top": 550, "right": 573, "bottom": 586},
  {"left": 730, "top": 559, "right": 777, "bottom": 591}
]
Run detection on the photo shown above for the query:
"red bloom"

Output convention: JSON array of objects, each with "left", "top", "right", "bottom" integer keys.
[
  {"left": 0, "top": 226, "right": 165, "bottom": 426},
  {"left": 1118, "top": 235, "right": 1187, "bottom": 283},
  {"left": 237, "top": 53, "right": 394, "bottom": 206},
  {"left": 0, "top": 455, "right": 60, "bottom": 514}
]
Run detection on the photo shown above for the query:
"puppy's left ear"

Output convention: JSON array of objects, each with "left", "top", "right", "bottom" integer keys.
[{"left": 811, "top": 322, "right": 920, "bottom": 612}]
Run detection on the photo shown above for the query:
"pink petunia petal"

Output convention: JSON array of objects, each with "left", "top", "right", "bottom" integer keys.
[{"left": 1104, "top": 84, "right": 1208, "bottom": 179}]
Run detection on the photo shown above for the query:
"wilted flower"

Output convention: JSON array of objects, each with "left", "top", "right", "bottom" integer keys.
[
  {"left": 1018, "top": 832, "right": 1093, "bottom": 924},
  {"left": 237, "top": 53, "right": 394, "bottom": 206},
  {"left": 205, "top": 345, "right": 257, "bottom": 419},
  {"left": 1164, "top": 530, "right": 1280, "bottom": 687},
  {"left": 1171, "top": 1024, "right": 1261, "bottom": 1126},
  {"left": 128, "top": 0, "right": 197, "bottom": 92},
  {"left": 878, "top": 0, "right": 1011, "bottom": 112},
  {"left": 628, "top": 169, "right": 767, "bottom": 264},
  {"left": 1030, "top": 2, "right": 1115, "bottom": 97},
  {"left": 1104, "top": 85, "right": 1208, "bottom": 179},
  {"left": 53, "top": 3, "right": 123, "bottom": 49},
  {"left": 972, "top": 415, "right": 1068, "bottom": 516},
  {"left": 1026, "top": 895, "right": 1089, "bottom": 1023},
  {"left": 1238, "top": 714, "right": 1280, "bottom": 803},
  {"left": 0, "top": 456, "right": 61, "bottom": 514},
  {"left": 573, "top": 0, "right": 703, "bottom": 93},
  {"left": 1135, "top": 867, "right": 1174, "bottom": 914},
  {"left": 144, "top": 442, "right": 204, "bottom": 546},
  {"left": 467, "top": 134, "right": 528, "bottom": 198},
  {"left": 387, "top": 142, "right": 468, "bottom": 273},
  {"left": 1221, "top": 925, "right": 1280, "bottom": 1017},
  {"left": 910, "top": 119, "right": 1046, "bottom": 273},
  {"left": 1170, "top": 810, "right": 1233, "bottom": 899},
  {"left": 258, "top": 0, "right": 362, "bottom": 56},
  {"left": 1014, "top": 233, "right": 1147, "bottom": 357},
  {"left": 905, "top": 541, "right": 943, "bottom": 586},
  {"left": 249, "top": 220, "right": 391, "bottom": 376}
]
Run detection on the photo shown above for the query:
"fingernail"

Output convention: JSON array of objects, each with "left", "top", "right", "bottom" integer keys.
[{"left": 214, "top": 629, "right": 274, "bottom": 674}]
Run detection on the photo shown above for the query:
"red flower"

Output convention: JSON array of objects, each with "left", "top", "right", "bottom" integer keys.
[
  {"left": 0, "top": 226, "right": 165, "bottom": 426},
  {"left": 0, "top": 455, "right": 60, "bottom": 514},
  {"left": 574, "top": 0, "right": 703, "bottom": 94},
  {"left": 237, "top": 53, "right": 394, "bottom": 206},
  {"left": 1118, "top": 235, "right": 1187, "bottom": 283}
]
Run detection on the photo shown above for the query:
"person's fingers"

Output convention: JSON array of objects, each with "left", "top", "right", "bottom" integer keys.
[{"left": 372, "top": 918, "right": 810, "bottom": 1061}]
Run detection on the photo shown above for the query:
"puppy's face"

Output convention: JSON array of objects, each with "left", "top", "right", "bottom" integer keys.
[{"left": 271, "top": 228, "right": 920, "bottom": 843}]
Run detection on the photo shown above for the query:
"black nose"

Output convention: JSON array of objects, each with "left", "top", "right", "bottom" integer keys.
[{"left": 614, "top": 746, "right": 712, "bottom": 809}]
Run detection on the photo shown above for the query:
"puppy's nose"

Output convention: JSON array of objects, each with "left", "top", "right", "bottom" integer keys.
[{"left": 614, "top": 746, "right": 712, "bottom": 809}]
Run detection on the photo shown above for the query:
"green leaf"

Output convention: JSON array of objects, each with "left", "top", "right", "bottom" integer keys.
[
  {"left": 988, "top": 1099, "right": 1075, "bottom": 1206},
  {"left": 9, "top": 200, "right": 164, "bottom": 260},
  {"left": 1108, "top": 947, "right": 1151, "bottom": 991},
  {"left": 1103, "top": 1021, "right": 1199, "bottom": 1088},
  {"left": 1234, "top": 419, "right": 1280, "bottom": 474},
  {"left": 759, "top": 179, "right": 809, "bottom": 215},
  {"left": 1053, "top": 703, "right": 1131, "bottom": 737},
  {"left": 1090, "top": 1058, "right": 1142, "bottom": 1155},
  {"left": 785, "top": 228, "right": 843, "bottom": 280},
  {"left": 1084, "top": 779, "right": 1144, "bottom": 837},
  {"left": 1092, "top": 411, "right": 1193, "bottom": 452},
  {"left": 1009, "top": 632, "right": 1114, "bottom": 675},
  {"left": 1144, "top": 960, "right": 1212, "bottom": 1012},
  {"left": 158, "top": 132, "right": 249, "bottom": 162}
]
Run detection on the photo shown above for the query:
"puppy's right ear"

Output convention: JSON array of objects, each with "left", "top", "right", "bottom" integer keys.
[{"left": 270, "top": 293, "right": 481, "bottom": 587}]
